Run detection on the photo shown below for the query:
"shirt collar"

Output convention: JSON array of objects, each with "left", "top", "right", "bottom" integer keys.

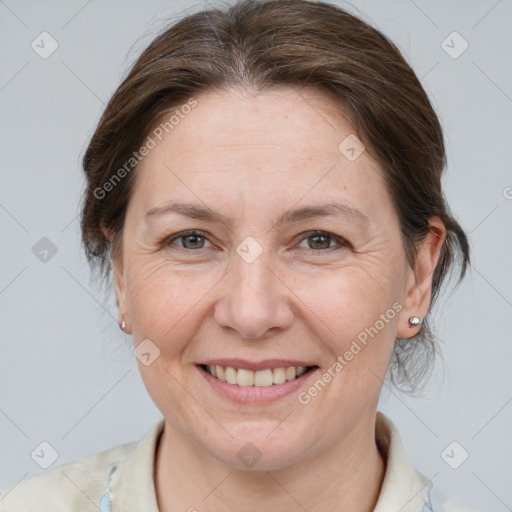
[
  {"left": 108, "top": 411, "right": 433, "bottom": 512},
  {"left": 374, "top": 411, "right": 433, "bottom": 511},
  {"left": 108, "top": 418, "right": 164, "bottom": 512}
]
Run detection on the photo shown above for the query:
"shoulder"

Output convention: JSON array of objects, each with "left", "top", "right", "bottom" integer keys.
[
  {"left": 0, "top": 441, "right": 136, "bottom": 512},
  {"left": 375, "top": 412, "right": 479, "bottom": 512}
]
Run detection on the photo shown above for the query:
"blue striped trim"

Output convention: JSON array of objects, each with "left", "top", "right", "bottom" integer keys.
[
  {"left": 99, "top": 461, "right": 118, "bottom": 512},
  {"left": 99, "top": 493, "right": 111, "bottom": 512}
]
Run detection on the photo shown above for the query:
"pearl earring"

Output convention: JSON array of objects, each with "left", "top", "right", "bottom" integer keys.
[
  {"left": 408, "top": 316, "right": 422, "bottom": 326},
  {"left": 120, "top": 320, "right": 126, "bottom": 332}
]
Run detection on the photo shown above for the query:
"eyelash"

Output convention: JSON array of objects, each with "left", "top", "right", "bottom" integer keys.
[{"left": 160, "top": 229, "right": 348, "bottom": 254}]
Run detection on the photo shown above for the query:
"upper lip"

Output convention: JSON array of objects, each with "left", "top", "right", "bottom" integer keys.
[{"left": 198, "top": 359, "right": 317, "bottom": 371}]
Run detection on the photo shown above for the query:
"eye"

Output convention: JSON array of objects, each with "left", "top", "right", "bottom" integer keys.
[
  {"left": 296, "top": 230, "right": 348, "bottom": 252},
  {"left": 162, "top": 230, "right": 214, "bottom": 250},
  {"left": 160, "top": 229, "right": 348, "bottom": 253}
]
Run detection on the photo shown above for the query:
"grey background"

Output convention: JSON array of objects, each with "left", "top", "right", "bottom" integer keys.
[{"left": 1, "top": 0, "right": 511, "bottom": 510}]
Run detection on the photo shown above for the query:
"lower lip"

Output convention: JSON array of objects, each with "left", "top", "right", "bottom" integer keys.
[{"left": 197, "top": 365, "right": 319, "bottom": 404}]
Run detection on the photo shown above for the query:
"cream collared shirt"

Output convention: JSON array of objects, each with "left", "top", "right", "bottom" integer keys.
[{"left": 0, "top": 412, "right": 476, "bottom": 511}]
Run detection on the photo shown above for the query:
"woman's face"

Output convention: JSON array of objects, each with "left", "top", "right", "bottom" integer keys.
[{"left": 113, "top": 86, "right": 439, "bottom": 470}]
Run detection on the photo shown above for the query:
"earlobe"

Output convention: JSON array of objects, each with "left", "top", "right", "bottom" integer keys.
[
  {"left": 119, "top": 312, "right": 130, "bottom": 334},
  {"left": 397, "top": 217, "right": 446, "bottom": 339},
  {"left": 112, "top": 259, "right": 128, "bottom": 327}
]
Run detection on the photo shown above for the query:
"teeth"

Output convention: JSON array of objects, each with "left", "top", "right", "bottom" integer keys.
[
  {"left": 273, "top": 367, "right": 286, "bottom": 384},
  {"left": 254, "top": 369, "right": 273, "bottom": 387},
  {"left": 237, "top": 368, "right": 254, "bottom": 387},
  {"left": 285, "top": 367, "right": 296, "bottom": 381},
  {"left": 296, "top": 366, "right": 306, "bottom": 376},
  {"left": 225, "top": 366, "right": 237, "bottom": 385},
  {"left": 204, "top": 365, "right": 312, "bottom": 386},
  {"left": 216, "top": 365, "right": 226, "bottom": 382}
]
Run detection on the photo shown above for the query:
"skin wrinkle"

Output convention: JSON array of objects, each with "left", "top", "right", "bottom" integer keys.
[{"left": 110, "top": 86, "right": 445, "bottom": 512}]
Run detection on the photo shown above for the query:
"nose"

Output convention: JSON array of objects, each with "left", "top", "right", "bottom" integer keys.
[{"left": 213, "top": 250, "right": 294, "bottom": 340}]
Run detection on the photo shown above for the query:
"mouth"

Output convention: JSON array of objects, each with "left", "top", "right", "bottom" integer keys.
[
  {"left": 195, "top": 358, "right": 321, "bottom": 403},
  {"left": 197, "top": 363, "right": 318, "bottom": 387}
]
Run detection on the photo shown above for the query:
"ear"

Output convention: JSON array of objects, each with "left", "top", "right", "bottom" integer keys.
[
  {"left": 397, "top": 217, "right": 446, "bottom": 339},
  {"left": 102, "top": 225, "right": 129, "bottom": 332}
]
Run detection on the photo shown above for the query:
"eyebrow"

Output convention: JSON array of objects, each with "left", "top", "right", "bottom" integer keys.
[{"left": 143, "top": 201, "right": 370, "bottom": 229}]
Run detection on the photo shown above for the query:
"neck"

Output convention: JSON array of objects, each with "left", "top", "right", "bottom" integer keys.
[{"left": 155, "top": 412, "right": 385, "bottom": 512}]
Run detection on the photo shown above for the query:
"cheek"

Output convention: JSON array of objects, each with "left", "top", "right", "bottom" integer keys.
[
  {"left": 297, "top": 264, "right": 400, "bottom": 338},
  {"left": 125, "top": 257, "right": 223, "bottom": 350},
  {"left": 292, "top": 266, "right": 401, "bottom": 395}
]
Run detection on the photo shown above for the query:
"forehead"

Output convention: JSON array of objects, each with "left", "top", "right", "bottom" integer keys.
[
  {"left": 155, "top": 86, "right": 363, "bottom": 163},
  {"left": 130, "top": 86, "right": 392, "bottom": 223}
]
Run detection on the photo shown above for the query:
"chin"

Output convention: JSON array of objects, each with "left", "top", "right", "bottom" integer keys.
[{"left": 198, "top": 422, "right": 315, "bottom": 472}]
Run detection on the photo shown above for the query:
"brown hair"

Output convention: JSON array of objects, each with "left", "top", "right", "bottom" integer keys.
[{"left": 80, "top": 0, "right": 470, "bottom": 394}]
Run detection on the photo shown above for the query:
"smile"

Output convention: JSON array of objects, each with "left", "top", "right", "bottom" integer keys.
[{"left": 199, "top": 364, "right": 317, "bottom": 387}]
